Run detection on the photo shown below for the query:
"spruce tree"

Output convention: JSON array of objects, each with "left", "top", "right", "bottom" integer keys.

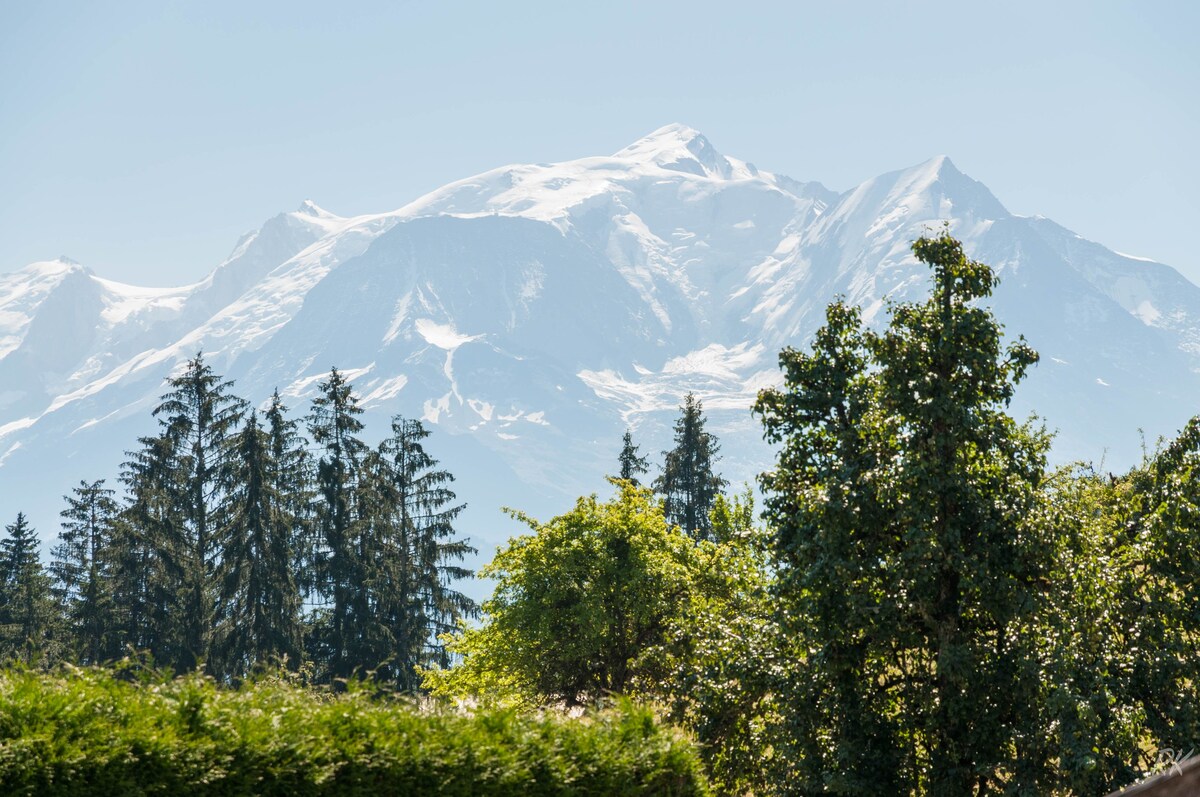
[
  {"left": 654, "top": 393, "right": 726, "bottom": 540},
  {"left": 616, "top": 429, "right": 649, "bottom": 486},
  {"left": 150, "top": 352, "right": 246, "bottom": 671},
  {"left": 114, "top": 433, "right": 186, "bottom": 664},
  {"left": 306, "top": 367, "right": 368, "bottom": 680},
  {"left": 214, "top": 410, "right": 303, "bottom": 680},
  {"left": 52, "top": 480, "right": 118, "bottom": 664},
  {"left": 265, "top": 390, "right": 312, "bottom": 601},
  {"left": 0, "top": 513, "right": 57, "bottom": 664},
  {"left": 366, "top": 416, "right": 477, "bottom": 687}
]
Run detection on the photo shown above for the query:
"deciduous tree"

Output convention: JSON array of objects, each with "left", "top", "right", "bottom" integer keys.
[{"left": 755, "top": 230, "right": 1051, "bottom": 793}]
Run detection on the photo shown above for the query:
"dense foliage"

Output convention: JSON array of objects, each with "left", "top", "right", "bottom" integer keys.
[
  {"left": 0, "top": 666, "right": 708, "bottom": 796},
  {"left": 5, "top": 232, "right": 1200, "bottom": 794},
  {"left": 425, "top": 483, "right": 777, "bottom": 794},
  {"left": 755, "top": 230, "right": 1051, "bottom": 793},
  {"left": 426, "top": 482, "right": 699, "bottom": 707},
  {"left": 1, "top": 360, "right": 476, "bottom": 689}
]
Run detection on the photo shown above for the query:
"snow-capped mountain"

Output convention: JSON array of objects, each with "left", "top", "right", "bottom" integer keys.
[{"left": 3, "top": 124, "right": 1198, "bottom": 579}]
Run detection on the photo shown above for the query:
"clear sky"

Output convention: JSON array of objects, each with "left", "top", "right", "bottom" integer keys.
[{"left": 2, "top": 1, "right": 1197, "bottom": 285}]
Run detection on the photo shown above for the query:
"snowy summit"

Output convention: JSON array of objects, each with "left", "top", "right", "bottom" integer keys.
[{"left": 2, "top": 125, "right": 1198, "bottom": 561}]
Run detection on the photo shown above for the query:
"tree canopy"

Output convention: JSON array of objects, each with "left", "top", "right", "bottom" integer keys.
[
  {"left": 755, "top": 229, "right": 1053, "bottom": 793},
  {"left": 427, "top": 482, "right": 696, "bottom": 707}
]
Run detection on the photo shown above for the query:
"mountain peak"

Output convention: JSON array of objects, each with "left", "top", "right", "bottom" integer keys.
[
  {"left": 616, "top": 123, "right": 707, "bottom": 152},
  {"left": 294, "top": 199, "right": 338, "bottom": 219},
  {"left": 873, "top": 155, "right": 1008, "bottom": 220},
  {"left": 613, "top": 123, "right": 732, "bottom": 178},
  {"left": 924, "top": 154, "right": 964, "bottom": 180}
]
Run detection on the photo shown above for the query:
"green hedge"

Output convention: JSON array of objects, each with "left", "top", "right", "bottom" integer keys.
[{"left": 0, "top": 668, "right": 708, "bottom": 796}]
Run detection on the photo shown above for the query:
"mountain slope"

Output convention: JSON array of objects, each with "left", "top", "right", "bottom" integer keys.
[{"left": 2, "top": 125, "right": 1197, "bottom": 579}]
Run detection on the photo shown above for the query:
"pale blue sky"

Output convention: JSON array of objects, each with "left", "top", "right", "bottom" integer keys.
[{"left": 2, "top": 1, "right": 1197, "bottom": 284}]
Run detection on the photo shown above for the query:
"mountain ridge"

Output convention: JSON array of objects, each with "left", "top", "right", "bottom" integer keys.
[{"left": 2, "top": 125, "right": 1197, "bottom": 579}]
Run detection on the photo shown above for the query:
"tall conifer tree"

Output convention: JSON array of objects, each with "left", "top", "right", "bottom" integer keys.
[
  {"left": 0, "top": 513, "right": 57, "bottom": 664},
  {"left": 114, "top": 433, "right": 186, "bottom": 663},
  {"left": 214, "top": 410, "right": 303, "bottom": 680},
  {"left": 363, "top": 416, "right": 477, "bottom": 687},
  {"left": 655, "top": 393, "right": 726, "bottom": 540},
  {"left": 151, "top": 352, "right": 246, "bottom": 671},
  {"left": 306, "top": 367, "right": 368, "bottom": 679},
  {"left": 52, "top": 480, "right": 118, "bottom": 664},
  {"left": 616, "top": 430, "right": 649, "bottom": 487},
  {"left": 265, "top": 390, "right": 312, "bottom": 600}
]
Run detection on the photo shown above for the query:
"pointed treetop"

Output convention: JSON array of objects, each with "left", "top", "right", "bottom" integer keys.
[{"left": 617, "top": 429, "right": 650, "bottom": 487}]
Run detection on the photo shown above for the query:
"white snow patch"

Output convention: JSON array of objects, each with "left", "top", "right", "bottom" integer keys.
[
  {"left": 415, "top": 318, "right": 481, "bottom": 350},
  {"left": 72, "top": 406, "right": 127, "bottom": 434},
  {"left": 1113, "top": 251, "right": 1157, "bottom": 263},
  {"left": 468, "top": 399, "right": 495, "bottom": 421},
  {"left": 93, "top": 277, "right": 189, "bottom": 326},
  {"left": 661, "top": 343, "right": 766, "bottom": 380},
  {"left": 339, "top": 363, "right": 375, "bottom": 382},
  {"left": 577, "top": 343, "right": 778, "bottom": 422},
  {"left": 1133, "top": 300, "right": 1161, "bottom": 325},
  {"left": 283, "top": 363, "right": 375, "bottom": 400},
  {"left": 0, "top": 416, "right": 36, "bottom": 440},
  {"left": 422, "top": 393, "right": 453, "bottom": 424},
  {"left": 360, "top": 375, "right": 408, "bottom": 406},
  {"left": 0, "top": 441, "right": 22, "bottom": 467},
  {"left": 382, "top": 293, "right": 413, "bottom": 345}
]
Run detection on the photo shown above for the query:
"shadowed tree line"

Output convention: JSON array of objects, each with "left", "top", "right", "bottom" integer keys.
[{"left": 2, "top": 361, "right": 477, "bottom": 687}]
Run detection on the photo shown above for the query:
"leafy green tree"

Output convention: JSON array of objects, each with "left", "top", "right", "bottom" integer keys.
[
  {"left": 655, "top": 393, "right": 726, "bottom": 540},
  {"left": 616, "top": 429, "right": 649, "bottom": 486},
  {"left": 52, "top": 480, "right": 118, "bottom": 664},
  {"left": 306, "top": 367, "right": 369, "bottom": 680},
  {"left": 0, "top": 513, "right": 58, "bottom": 664},
  {"left": 1031, "top": 424, "right": 1200, "bottom": 795},
  {"left": 426, "top": 482, "right": 696, "bottom": 707},
  {"left": 1031, "top": 465, "right": 1146, "bottom": 795},
  {"left": 754, "top": 230, "right": 1052, "bottom": 794},
  {"left": 213, "top": 410, "right": 304, "bottom": 681},
  {"left": 1117, "top": 419, "right": 1200, "bottom": 758},
  {"left": 426, "top": 482, "right": 777, "bottom": 792},
  {"left": 655, "top": 487, "right": 782, "bottom": 796}
]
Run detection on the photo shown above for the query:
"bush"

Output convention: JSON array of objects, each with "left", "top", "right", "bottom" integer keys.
[{"left": 0, "top": 666, "right": 708, "bottom": 796}]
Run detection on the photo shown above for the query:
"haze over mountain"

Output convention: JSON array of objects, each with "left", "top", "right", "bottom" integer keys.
[{"left": 3, "top": 124, "right": 1198, "bottom": 577}]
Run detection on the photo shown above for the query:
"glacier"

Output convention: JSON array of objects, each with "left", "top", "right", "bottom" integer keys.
[{"left": 3, "top": 124, "right": 1199, "bottom": 590}]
